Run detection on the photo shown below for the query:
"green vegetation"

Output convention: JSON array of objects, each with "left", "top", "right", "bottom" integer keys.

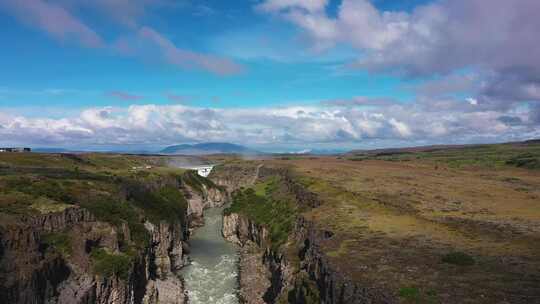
[
  {"left": 350, "top": 142, "right": 540, "bottom": 169},
  {"left": 399, "top": 287, "right": 421, "bottom": 302},
  {"left": 0, "top": 190, "right": 70, "bottom": 215},
  {"left": 253, "top": 176, "right": 278, "bottom": 196},
  {"left": 289, "top": 273, "right": 320, "bottom": 304},
  {"left": 80, "top": 196, "right": 150, "bottom": 247},
  {"left": 41, "top": 232, "right": 72, "bottom": 256},
  {"left": 506, "top": 153, "right": 540, "bottom": 169},
  {"left": 442, "top": 251, "right": 475, "bottom": 266},
  {"left": 4, "top": 177, "right": 78, "bottom": 204},
  {"left": 123, "top": 180, "right": 188, "bottom": 226},
  {"left": 225, "top": 177, "right": 297, "bottom": 247},
  {"left": 90, "top": 248, "right": 132, "bottom": 280},
  {"left": 182, "top": 170, "right": 225, "bottom": 195},
  {"left": 0, "top": 192, "right": 38, "bottom": 215},
  {"left": 30, "top": 197, "right": 72, "bottom": 214},
  {"left": 0, "top": 153, "right": 221, "bottom": 249},
  {"left": 398, "top": 287, "right": 438, "bottom": 304}
]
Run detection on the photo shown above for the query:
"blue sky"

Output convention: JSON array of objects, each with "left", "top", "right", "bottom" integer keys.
[
  {"left": 0, "top": 0, "right": 539, "bottom": 151},
  {"left": 0, "top": 0, "right": 415, "bottom": 110}
]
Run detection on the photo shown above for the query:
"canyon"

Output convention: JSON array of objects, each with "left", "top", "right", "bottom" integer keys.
[
  {"left": 2, "top": 143, "right": 540, "bottom": 303},
  {"left": 0, "top": 153, "right": 228, "bottom": 304}
]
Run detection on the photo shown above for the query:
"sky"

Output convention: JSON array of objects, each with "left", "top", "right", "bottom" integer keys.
[{"left": 0, "top": 0, "right": 539, "bottom": 152}]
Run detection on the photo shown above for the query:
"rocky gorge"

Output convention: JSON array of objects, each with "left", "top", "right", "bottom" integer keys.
[
  {"left": 4, "top": 150, "right": 539, "bottom": 304},
  {"left": 0, "top": 164, "right": 228, "bottom": 304},
  {"left": 213, "top": 165, "right": 391, "bottom": 304}
]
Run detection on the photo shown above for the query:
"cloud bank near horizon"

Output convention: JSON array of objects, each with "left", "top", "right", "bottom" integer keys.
[{"left": 1, "top": 97, "right": 538, "bottom": 149}]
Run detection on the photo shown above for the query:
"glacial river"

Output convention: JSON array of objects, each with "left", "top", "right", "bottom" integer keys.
[{"left": 180, "top": 207, "right": 239, "bottom": 304}]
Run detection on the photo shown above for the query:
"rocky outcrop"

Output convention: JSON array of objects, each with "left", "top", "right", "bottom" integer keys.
[
  {"left": 222, "top": 213, "right": 278, "bottom": 304},
  {"left": 222, "top": 213, "right": 269, "bottom": 247},
  {"left": 142, "top": 221, "right": 187, "bottom": 304},
  {"left": 222, "top": 213, "right": 294, "bottom": 304},
  {"left": 224, "top": 210, "right": 397, "bottom": 304},
  {"left": 0, "top": 207, "right": 93, "bottom": 304},
  {"left": 292, "top": 217, "right": 396, "bottom": 304},
  {"left": 0, "top": 167, "right": 232, "bottom": 304},
  {"left": 185, "top": 183, "right": 227, "bottom": 229},
  {"left": 237, "top": 245, "right": 271, "bottom": 304},
  {"left": 0, "top": 207, "right": 188, "bottom": 304}
]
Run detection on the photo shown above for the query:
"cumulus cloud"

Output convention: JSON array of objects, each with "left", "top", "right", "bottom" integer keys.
[
  {"left": 257, "top": 0, "right": 329, "bottom": 13},
  {"left": 258, "top": 0, "right": 540, "bottom": 108},
  {"left": 1, "top": 97, "right": 538, "bottom": 148},
  {"left": 388, "top": 118, "right": 412, "bottom": 138},
  {"left": 261, "top": 0, "right": 540, "bottom": 74}
]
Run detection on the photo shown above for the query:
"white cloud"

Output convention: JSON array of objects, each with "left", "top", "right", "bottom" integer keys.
[
  {"left": 256, "top": 0, "right": 540, "bottom": 130},
  {"left": 256, "top": 0, "right": 328, "bottom": 13},
  {"left": 466, "top": 98, "right": 478, "bottom": 106},
  {"left": 1, "top": 97, "right": 538, "bottom": 148},
  {"left": 388, "top": 118, "right": 412, "bottom": 137},
  {"left": 257, "top": 0, "right": 540, "bottom": 79}
]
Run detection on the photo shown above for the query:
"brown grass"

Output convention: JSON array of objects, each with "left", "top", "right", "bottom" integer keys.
[{"left": 260, "top": 156, "right": 540, "bottom": 303}]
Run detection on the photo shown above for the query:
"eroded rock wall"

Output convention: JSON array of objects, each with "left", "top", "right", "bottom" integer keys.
[
  {"left": 0, "top": 206, "right": 189, "bottom": 304},
  {"left": 223, "top": 211, "right": 396, "bottom": 304},
  {"left": 218, "top": 166, "right": 396, "bottom": 304},
  {"left": 292, "top": 217, "right": 397, "bottom": 304},
  {"left": 0, "top": 173, "right": 227, "bottom": 304},
  {"left": 185, "top": 182, "right": 227, "bottom": 229}
]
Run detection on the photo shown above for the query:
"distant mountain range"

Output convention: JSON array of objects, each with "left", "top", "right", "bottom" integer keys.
[
  {"left": 31, "top": 138, "right": 540, "bottom": 156},
  {"left": 160, "top": 142, "right": 259, "bottom": 155}
]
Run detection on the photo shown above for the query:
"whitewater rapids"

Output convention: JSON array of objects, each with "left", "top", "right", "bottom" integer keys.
[{"left": 180, "top": 207, "right": 239, "bottom": 304}]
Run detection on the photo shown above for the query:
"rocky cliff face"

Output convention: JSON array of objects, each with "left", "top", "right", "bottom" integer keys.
[
  {"left": 0, "top": 206, "right": 189, "bottom": 304},
  {"left": 219, "top": 167, "right": 395, "bottom": 304},
  {"left": 185, "top": 184, "right": 227, "bottom": 229},
  {"left": 0, "top": 173, "right": 227, "bottom": 304},
  {"left": 292, "top": 217, "right": 396, "bottom": 304},
  {"left": 222, "top": 212, "right": 294, "bottom": 304},
  {"left": 142, "top": 221, "right": 187, "bottom": 304},
  {"left": 223, "top": 212, "right": 395, "bottom": 304},
  {"left": 222, "top": 213, "right": 269, "bottom": 247}
]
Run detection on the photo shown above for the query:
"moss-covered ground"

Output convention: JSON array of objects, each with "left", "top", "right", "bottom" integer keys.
[
  {"left": 225, "top": 175, "right": 297, "bottom": 248},
  {"left": 347, "top": 141, "right": 540, "bottom": 170},
  {"left": 276, "top": 143, "right": 540, "bottom": 303},
  {"left": 219, "top": 141, "right": 540, "bottom": 303}
]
